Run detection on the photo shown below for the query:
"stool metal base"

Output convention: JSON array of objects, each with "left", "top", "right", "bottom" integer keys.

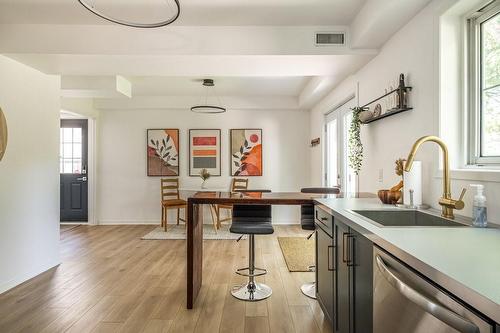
[
  {"left": 231, "top": 282, "right": 272, "bottom": 301},
  {"left": 300, "top": 282, "right": 316, "bottom": 299}
]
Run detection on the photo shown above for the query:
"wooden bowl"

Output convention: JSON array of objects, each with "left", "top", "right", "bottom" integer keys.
[{"left": 377, "top": 189, "right": 401, "bottom": 204}]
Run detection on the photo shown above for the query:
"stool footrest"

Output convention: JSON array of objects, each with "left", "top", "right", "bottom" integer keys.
[{"left": 236, "top": 267, "right": 267, "bottom": 277}]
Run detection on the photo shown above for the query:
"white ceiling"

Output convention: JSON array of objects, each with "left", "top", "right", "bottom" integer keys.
[
  {"left": 0, "top": 0, "right": 367, "bottom": 25},
  {"left": 129, "top": 76, "right": 309, "bottom": 97},
  {"left": 1, "top": 0, "right": 433, "bottom": 110}
]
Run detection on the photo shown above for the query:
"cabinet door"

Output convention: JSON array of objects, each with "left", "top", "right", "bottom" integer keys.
[
  {"left": 336, "top": 221, "right": 350, "bottom": 333},
  {"left": 316, "top": 226, "right": 334, "bottom": 323},
  {"left": 350, "top": 229, "right": 373, "bottom": 333}
]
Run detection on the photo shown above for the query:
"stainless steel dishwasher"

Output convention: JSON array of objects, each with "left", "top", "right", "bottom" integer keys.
[{"left": 373, "top": 246, "right": 494, "bottom": 333}]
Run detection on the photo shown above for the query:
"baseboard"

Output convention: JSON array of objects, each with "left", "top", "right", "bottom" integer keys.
[
  {"left": 98, "top": 220, "right": 160, "bottom": 225},
  {"left": 0, "top": 260, "right": 60, "bottom": 295},
  {"left": 98, "top": 219, "right": 300, "bottom": 225}
]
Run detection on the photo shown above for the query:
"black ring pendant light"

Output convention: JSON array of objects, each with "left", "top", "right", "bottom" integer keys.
[
  {"left": 191, "top": 79, "right": 227, "bottom": 114},
  {"left": 191, "top": 105, "right": 227, "bottom": 114},
  {"left": 77, "top": 0, "right": 180, "bottom": 28}
]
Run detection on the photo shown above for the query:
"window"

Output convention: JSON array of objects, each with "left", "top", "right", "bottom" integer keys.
[
  {"left": 468, "top": 2, "right": 500, "bottom": 165},
  {"left": 60, "top": 127, "right": 83, "bottom": 174}
]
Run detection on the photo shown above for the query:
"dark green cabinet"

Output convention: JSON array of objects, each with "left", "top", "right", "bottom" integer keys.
[
  {"left": 336, "top": 221, "right": 350, "bottom": 333},
  {"left": 350, "top": 225, "right": 373, "bottom": 333},
  {"left": 315, "top": 213, "right": 334, "bottom": 324},
  {"left": 315, "top": 205, "right": 373, "bottom": 333},
  {"left": 316, "top": 224, "right": 334, "bottom": 323}
]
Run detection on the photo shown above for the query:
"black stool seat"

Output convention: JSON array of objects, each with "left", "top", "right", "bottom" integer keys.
[
  {"left": 300, "top": 187, "right": 340, "bottom": 194},
  {"left": 230, "top": 204, "right": 274, "bottom": 235},
  {"left": 230, "top": 220, "right": 274, "bottom": 235},
  {"left": 300, "top": 204, "right": 315, "bottom": 230}
]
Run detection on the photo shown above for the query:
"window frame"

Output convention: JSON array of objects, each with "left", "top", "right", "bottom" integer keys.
[{"left": 467, "top": 1, "right": 500, "bottom": 166}]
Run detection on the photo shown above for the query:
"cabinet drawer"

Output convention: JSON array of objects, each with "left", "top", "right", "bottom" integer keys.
[{"left": 315, "top": 206, "right": 333, "bottom": 236}]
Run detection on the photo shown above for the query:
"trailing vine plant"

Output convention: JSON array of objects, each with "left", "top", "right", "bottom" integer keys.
[{"left": 348, "top": 106, "right": 366, "bottom": 175}]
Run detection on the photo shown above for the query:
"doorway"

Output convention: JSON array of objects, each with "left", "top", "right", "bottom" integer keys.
[
  {"left": 324, "top": 98, "right": 357, "bottom": 193},
  {"left": 60, "top": 119, "right": 88, "bottom": 222}
]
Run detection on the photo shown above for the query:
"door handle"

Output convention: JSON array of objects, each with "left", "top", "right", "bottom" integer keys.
[
  {"left": 76, "top": 176, "right": 87, "bottom": 182},
  {"left": 342, "top": 233, "right": 349, "bottom": 263},
  {"left": 375, "top": 255, "right": 479, "bottom": 333},
  {"left": 327, "top": 245, "right": 335, "bottom": 271},
  {"left": 347, "top": 235, "right": 355, "bottom": 267}
]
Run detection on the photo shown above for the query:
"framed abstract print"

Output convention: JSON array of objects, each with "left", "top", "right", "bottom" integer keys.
[
  {"left": 147, "top": 129, "right": 180, "bottom": 176},
  {"left": 189, "top": 129, "right": 221, "bottom": 176},
  {"left": 230, "top": 129, "right": 262, "bottom": 176}
]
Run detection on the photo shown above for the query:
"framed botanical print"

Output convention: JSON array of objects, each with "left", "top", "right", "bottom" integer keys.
[
  {"left": 147, "top": 129, "right": 180, "bottom": 176},
  {"left": 230, "top": 129, "right": 262, "bottom": 176},
  {"left": 189, "top": 129, "right": 221, "bottom": 176}
]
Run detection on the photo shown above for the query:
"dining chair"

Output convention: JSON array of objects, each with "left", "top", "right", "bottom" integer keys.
[
  {"left": 160, "top": 178, "right": 187, "bottom": 232},
  {"left": 210, "top": 178, "right": 249, "bottom": 230}
]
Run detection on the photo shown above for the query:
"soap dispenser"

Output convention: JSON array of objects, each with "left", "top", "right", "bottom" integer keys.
[{"left": 470, "top": 184, "right": 487, "bottom": 227}]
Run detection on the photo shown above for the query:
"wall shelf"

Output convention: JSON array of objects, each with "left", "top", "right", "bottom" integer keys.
[
  {"left": 361, "top": 107, "right": 413, "bottom": 124},
  {"left": 359, "top": 76, "right": 412, "bottom": 124}
]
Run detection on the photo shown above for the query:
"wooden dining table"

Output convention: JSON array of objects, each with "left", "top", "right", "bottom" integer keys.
[{"left": 184, "top": 190, "right": 351, "bottom": 309}]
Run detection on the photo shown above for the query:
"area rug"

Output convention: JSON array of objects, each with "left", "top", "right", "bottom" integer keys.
[
  {"left": 141, "top": 224, "right": 247, "bottom": 240},
  {"left": 277, "top": 237, "right": 315, "bottom": 272}
]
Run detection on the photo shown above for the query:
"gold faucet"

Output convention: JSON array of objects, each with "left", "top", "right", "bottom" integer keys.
[{"left": 404, "top": 136, "right": 466, "bottom": 219}]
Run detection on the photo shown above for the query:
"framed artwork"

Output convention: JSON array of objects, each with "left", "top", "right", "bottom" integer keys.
[
  {"left": 147, "top": 129, "right": 180, "bottom": 176},
  {"left": 189, "top": 129, "right": 221, "bottom": 176},
  {"left": 230, "top": 129, "right": 262, "bottom": 176}
]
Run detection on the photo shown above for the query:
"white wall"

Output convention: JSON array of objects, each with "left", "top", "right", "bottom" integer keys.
[
  {"left": 0, "top": 55, "right": 60, "bottom": 293},
  {"left": 309, "top": 0, "right": 500, "bottom": 224},
  {"left": 97, "top": 108, "right": 310, "bottom": 225}
]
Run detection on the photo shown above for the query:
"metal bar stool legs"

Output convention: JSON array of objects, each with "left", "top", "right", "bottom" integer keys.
[{"left": 231, "top": 234, "right": 272, "bottom": 301}]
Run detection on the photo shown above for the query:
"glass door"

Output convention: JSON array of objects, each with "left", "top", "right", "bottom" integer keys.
[
  {"left": 60, "top": 119, "right": 88, "bottom": 222},
  {"left": 325, "top": 99, "right": 357, "bottom": 193}
]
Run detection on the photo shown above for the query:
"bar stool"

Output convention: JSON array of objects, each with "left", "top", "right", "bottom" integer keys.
[
  {"left": 300, "top": 187, "right": 340, "bottom": 299},
  {"left": 230, "top": 204, "right": 274, "bottom": 301}
]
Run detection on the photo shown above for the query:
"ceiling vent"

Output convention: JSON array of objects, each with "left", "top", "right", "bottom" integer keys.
[{"left": 315, "top": 32, "right": 346, "bottom": 46}]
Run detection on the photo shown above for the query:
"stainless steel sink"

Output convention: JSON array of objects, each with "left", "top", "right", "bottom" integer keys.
[{"left": 350, "top": 209, "right": 469, "bottom": 227}]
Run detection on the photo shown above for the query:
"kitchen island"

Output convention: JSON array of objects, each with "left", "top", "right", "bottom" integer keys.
[{"left": 315, "top": 197, "right": 500, "bottom": 331}]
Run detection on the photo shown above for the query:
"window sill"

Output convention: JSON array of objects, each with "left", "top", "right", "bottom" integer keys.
[{"left": 434, "top": 167, "right": 500, "bottom": 183}]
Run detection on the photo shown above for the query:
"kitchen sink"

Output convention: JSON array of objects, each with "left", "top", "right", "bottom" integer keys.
[{"left": 350, "top": 209, "right": 469, "bottom": 227}]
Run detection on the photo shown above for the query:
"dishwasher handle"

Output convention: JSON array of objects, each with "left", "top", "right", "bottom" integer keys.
[{"left": 375, "top": 255, "right": 480, "bottom": 333}]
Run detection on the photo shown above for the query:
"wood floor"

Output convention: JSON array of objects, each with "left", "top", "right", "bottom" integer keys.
[{"left": 0, "top": 224, "right": 332, "bottom": 333}]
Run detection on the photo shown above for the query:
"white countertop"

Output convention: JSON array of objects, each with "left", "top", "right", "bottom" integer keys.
[{"left": 315, "top": 197, "right": 500, "bottom": 324}]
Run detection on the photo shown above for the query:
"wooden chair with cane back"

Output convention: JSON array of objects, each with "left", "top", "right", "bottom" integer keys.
[
  {"left": 160, "top": 178, "right": 187, "bottom": 232},
  {"left": 210, "top": 178, "right": 248, "bottom": 230}
]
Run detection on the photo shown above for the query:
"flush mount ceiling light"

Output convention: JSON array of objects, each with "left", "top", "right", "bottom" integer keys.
[
  {"left": 77, "top": 0, "right": 180, "bottom": 28},
  {"left": 191, "top": 79, "right": 227, "bottom": 114}
]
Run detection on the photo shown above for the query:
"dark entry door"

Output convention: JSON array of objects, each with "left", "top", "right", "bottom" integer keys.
[{"left": 60, "top": 119, "right": 88, "bottom": 222}]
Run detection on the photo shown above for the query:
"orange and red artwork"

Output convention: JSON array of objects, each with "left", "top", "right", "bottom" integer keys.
[
  {"left": 189, "top": 129, "right": 221, "bottom": 176},
  {"left": 231, "top": 129, "right": 262, "bottom": 176},
  {"left": 147, "top": 129, "right": 179, "bottom": 176}
]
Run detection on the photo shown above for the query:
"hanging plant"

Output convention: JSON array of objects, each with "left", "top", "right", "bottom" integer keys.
[{"left": 349, "top": 106, "right": 366, "bottom": 175}]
